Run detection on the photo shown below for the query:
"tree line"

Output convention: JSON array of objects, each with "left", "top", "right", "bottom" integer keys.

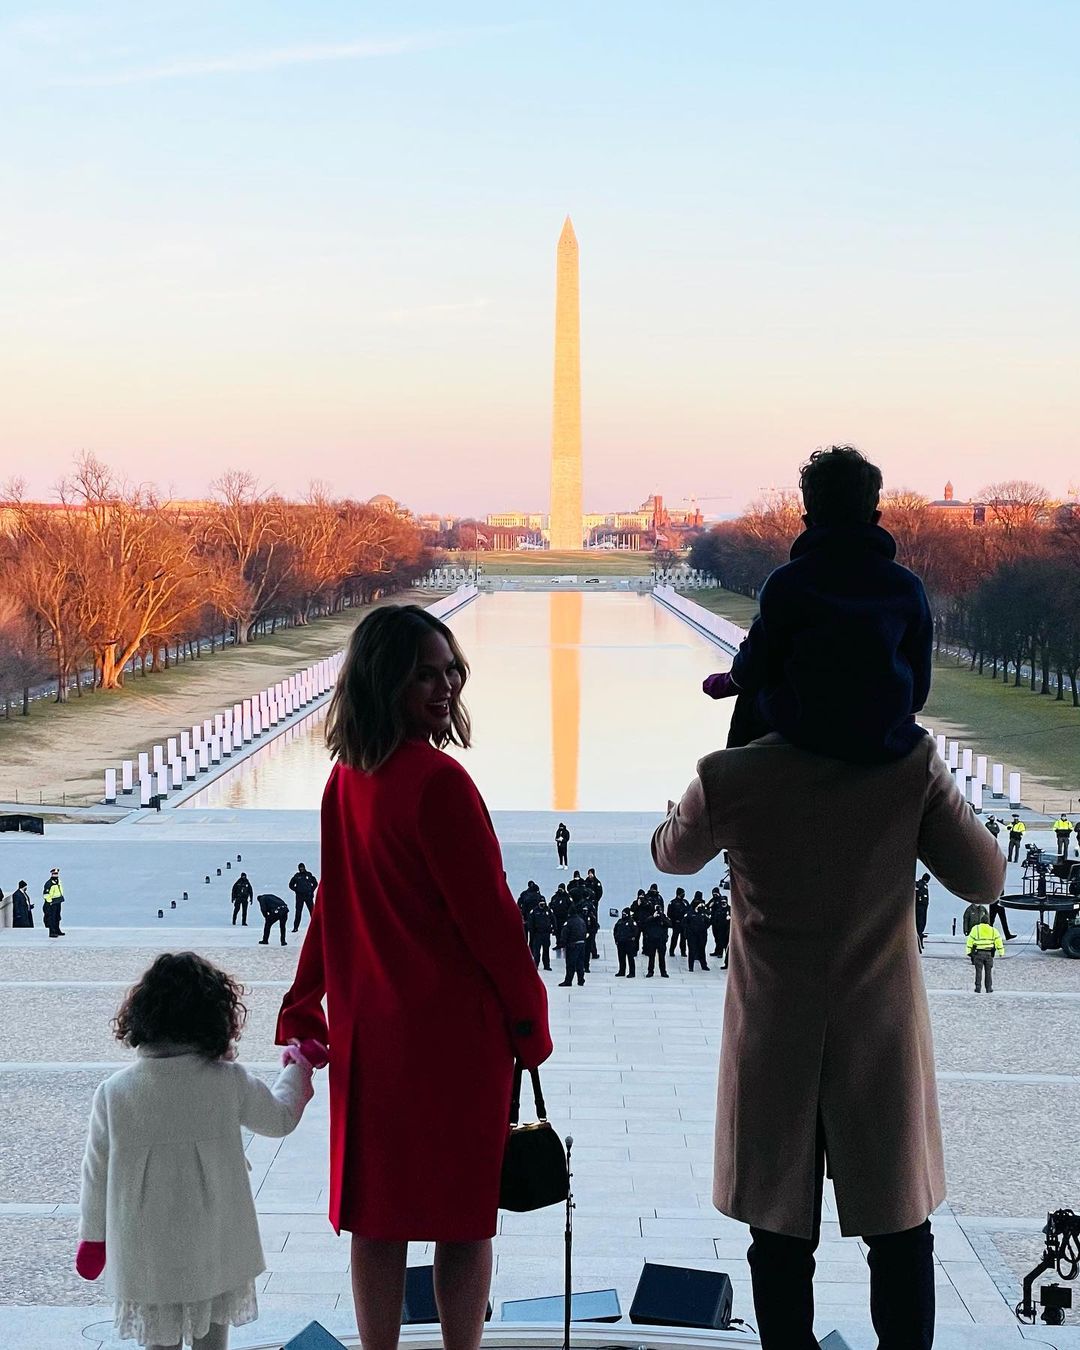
[
  {"left": 688, "top": 480, "right": 1080, "bottom": 706},
  {"left": 0, "top": 455, "right": 431, "bottom": 713}
]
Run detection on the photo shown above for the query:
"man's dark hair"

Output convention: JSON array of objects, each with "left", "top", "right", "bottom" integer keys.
[
  {"left": 113, "top": 952, "right": 247, "bottom": 1059},
  {"left": 799, "top": 445, "right": 882, "bottom": 526}
]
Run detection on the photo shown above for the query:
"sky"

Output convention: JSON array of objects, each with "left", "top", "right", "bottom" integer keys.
[{"left": 2, "top": 1, "right": 1078, "bottom": 516}]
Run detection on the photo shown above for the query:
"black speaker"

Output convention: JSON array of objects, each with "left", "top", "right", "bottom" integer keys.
[
  {"left": 401, "top": 1265, "right": 493, "bottom": 1324},
  {"left": 819, "top": 1334, "right": 854, "bottom": 1350},
  {"left": 629, "top": 1262, "right": 733, "bottom": 1329},
  {"left": 280, "top": 1322, "right": 347, "bottom": 1348}
]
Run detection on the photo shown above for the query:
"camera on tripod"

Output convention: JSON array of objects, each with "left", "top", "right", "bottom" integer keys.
[{"left": 1017, "top": 1209, "right": 1080, "bottom": 1326}]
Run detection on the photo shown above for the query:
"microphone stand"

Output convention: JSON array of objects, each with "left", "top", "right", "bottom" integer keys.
[{"left": 564, "top": 1135, "right": 575, "bottom": 1350}]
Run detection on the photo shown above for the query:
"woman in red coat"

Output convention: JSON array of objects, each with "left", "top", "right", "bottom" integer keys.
[{"left": 276, "top": 604, "right": 552, "bottom": 1350}]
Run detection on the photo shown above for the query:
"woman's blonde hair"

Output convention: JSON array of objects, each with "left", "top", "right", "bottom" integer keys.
[{"left": 325, "top": 605, "right": 471, "bottom": 772}]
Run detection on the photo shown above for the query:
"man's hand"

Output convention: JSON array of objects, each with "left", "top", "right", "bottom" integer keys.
[{"left": 75, "top": 1241, "right": 106, "bottom": 1281}]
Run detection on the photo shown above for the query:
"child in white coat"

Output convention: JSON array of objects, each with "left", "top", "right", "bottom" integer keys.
[{"left": 76, "top": 952, "right": 327, "bottom": 1350}]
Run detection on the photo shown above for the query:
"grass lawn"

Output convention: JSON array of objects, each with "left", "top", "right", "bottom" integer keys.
[
  {"left": 0, "top": 590, "right": 437, "bottom": 806},
  {"left": 677, "top": 587, "right": 1080, "bottom": 812},
  {"left": 675, "top": 587, "right": 760, "bottom": 627},
  {"left": 447, "top": 549, "right": 655, "bottom": 576},
  {"left": 924, "top": 656, "right": 1080, "bottom": 813}
]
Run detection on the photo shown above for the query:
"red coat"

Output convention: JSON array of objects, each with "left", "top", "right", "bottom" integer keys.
[{"left": 276, "top": 740, "right": 552, "bottom": 1239}]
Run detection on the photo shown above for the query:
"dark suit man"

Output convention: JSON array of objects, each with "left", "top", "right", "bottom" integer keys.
[
  {"left": 232, "top": 872, "right": 253, "bottom": 925},
  {"left": 641, "top": 906, "right": 670, "bottom": 977},
  {"left": 686, "top": 903, "right": 711, "bottom": 972},
  {"left": 11, "top": 882, "right": 33, "bottom": 928},
  {"left": 558, "top": 907, "right": 587, "bottom": 986},
  {"left": 527, "top": 900, "right": 554, "bottom": 971},
  {"left": 914, "top": 873, "right": 930, "bottom": 952},
  {"left": 614, "top": 909, "right": 639, "bottom": 977},
  {"left": 667, "top": 890, "right": 689, "bottom": 957},
  {"left": 555, "top": 822, "right": 570, "bottom": 868},
  {"left": 257, "top": 893, "right": 289, "bottom": 946},
  {"left": 288, "top": 863, "right": 318, "bottom": 932}
]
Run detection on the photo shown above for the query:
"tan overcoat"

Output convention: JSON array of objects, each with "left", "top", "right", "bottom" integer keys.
[{"left": 652, "top": 735, "right": 1005, "bottom": 1239}]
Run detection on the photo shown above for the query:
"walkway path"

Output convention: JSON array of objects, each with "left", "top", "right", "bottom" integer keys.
[{"left": 1, "top": 820, "right": 1078, "bottom": 1346}]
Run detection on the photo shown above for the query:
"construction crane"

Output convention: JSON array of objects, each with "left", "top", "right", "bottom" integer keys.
[{"left": 682, "top": 494, "right": 731, "bottom": 517}]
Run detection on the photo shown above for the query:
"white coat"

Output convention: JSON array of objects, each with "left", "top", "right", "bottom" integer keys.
[{"left": 79, "top": 1052, "right": 313, "bottom": 1304}]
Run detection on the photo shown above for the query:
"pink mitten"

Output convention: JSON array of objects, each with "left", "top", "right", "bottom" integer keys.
[
  {"left": 76, "top": 1240, "right": 106, "bottom": 1281},
  {"left": 298, "top": 1038, "right": 329, "bottom": 1068}
]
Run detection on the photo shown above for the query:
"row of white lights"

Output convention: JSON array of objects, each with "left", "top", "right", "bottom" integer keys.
[{"left": 102, "top": 653, "right": 346, "bottom": 806}]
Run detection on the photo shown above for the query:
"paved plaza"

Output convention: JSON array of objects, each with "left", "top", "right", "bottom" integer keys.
[{"left": 1, "top": 813, "right": 1079, "bottom": 1347}]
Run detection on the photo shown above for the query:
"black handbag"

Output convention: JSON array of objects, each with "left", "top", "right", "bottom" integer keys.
[{"left": 499, "top": 1062, "right": 568, "bottom": 1212}]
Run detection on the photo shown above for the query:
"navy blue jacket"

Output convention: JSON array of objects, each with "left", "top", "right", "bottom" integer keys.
[{"left": 731, "top": 523, "right": 932, "bottom": 764}]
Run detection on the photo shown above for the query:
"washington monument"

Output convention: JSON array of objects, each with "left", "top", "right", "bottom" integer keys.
[{"left": 549, "top": 216, "right": 583, "bottom": 550}]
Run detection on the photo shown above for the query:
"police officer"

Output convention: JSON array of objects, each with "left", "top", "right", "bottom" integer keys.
[
  {"left": 257, "top": 893, "right": 290, "bottom": 946},
  {"left": 558, "top": 904, "right": 588, "bottom": 986},
  {"left": 567, "top": 870, "right": 588, "bottom": 902},
  {"left": 555, "top": 822, "right": 570, "bottom": 869},
  {"left": 585, "top": 869, "right": 603, "bottom": 903},
  {"left": 231, "top": 872, "right": 253, "bottom": 926},
  {"left": 550, "top": 884, "right": 570, "bottom": 950},
  {"left": 962, "top": 901, "right": 989, "bottom": 936},
  {"left": 631, "top": 888, "right": 650, "bottom": 921},
  {"left": 518, "top": 881, "right": 543, "bottom": 925},
  {"left": 614, "top": 908, "right": 639, "bottom": 977},
  {"left": 1007, "top": 815, "right": 1026, "bottom": 862},
  {"left": 641, "top": 904, "right": 670, "bottom": 978},
  {"left": 966, "top": 916, "right": 1004, "bottom": 992},
  {"left": 984, "top": 815, "right": 1001, "bottom": 846},
  {"left": 527, "top": 899, "right": 554, "bottom": 970},
  {"left": 914, "top": 873, "right": 930, "bottom": 953},
  {"left": 709, "top": 887, "right": 730, "bottom": 966},
  {"left": 667, "top": 888, "right": 689, "bottom": 957},
  {"left": 11, "top": 881, "right": 33, "bottom": 928},
  {"left": 42, "top": 868, "right": 64, "bottom": 938},
  {"left": 584, "top": 897, "right": 600, "bottom": 965},
  {"left": 288, "top": 862, "right": 318, "bottom": 933},
  {"left": 685, "top": 902, "right": 711, "bottom": 972},
  {"left": 1054, "top": 815, "right": 1072, "bottom": 859}
]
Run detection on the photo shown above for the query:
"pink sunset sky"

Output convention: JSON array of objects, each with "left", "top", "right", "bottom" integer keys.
[{"left": 3, "top": 3, "right": 1077, "bottom": 515}]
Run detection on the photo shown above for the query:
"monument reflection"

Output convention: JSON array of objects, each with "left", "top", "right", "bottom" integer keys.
[{"left": 181, "top": 592, "right": 733, "bottom": 813}]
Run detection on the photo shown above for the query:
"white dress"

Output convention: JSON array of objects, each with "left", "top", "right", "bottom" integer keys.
[{"left": 115, "top": 1280, "right": 259, "bottom": 1346}]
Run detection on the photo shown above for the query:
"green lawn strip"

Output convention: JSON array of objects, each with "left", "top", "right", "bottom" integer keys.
[
  {"left": 923, "top": 657, "right": 1080, "bottom": 811},
  {"left": 674, "top": 587, "right": 760, "bottom": 627},
  {"left": 449, "top": 550, "right": 654, "bottom": 576}
]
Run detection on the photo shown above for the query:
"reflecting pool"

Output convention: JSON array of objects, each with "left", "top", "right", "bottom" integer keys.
[{"left": 182, "top": 592, "right": 735, "bottom": 812}]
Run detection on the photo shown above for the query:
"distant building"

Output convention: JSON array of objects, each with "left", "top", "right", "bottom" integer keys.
[{"left": 927, "top": 481, "right": 987, "bottom": 525}]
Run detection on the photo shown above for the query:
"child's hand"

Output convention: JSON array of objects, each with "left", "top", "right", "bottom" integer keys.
[
  {"left": 298, "top": 1038, "right": 329, "bottom": 1069},
  {"left": 75, "top": 1240, "right": 106, "bottom": 1281},
  {"left": 703, "top": 672, "right": 736, "bottom": 699}
]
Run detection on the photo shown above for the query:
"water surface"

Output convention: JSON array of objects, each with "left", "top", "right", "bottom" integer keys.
[{"left": 182, "top": 592, "right": 733, "bottom": 811}]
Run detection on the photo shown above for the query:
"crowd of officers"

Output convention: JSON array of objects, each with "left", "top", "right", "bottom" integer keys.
[{"left": 517, "top": 871, "right": 732, "bottom": 986}]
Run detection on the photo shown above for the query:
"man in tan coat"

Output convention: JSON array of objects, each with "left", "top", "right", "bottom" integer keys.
[{"left": 653, "top": 735, "right": 1004, "bottom": 1349}]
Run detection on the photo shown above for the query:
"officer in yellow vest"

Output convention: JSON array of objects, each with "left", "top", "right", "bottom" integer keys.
[
  {"left": 42, "top": 868, "right": 65, "bottom": 938},
  {"left": 1053, "top": 815, "right": 1072, "bottom": 859},
  {"left": 1006, "top": 815, "right": 1026, "bottom": 862},
  {"left": 966, "top": 920, "right": 1004, "bottom": 993}
]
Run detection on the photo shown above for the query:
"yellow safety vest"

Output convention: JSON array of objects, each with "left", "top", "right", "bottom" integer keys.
[
  {"left": 1055, "top": 819, "right": 1071, "bottom": 832},
  {"left": 1010, "top": 821, "right": 1026, "bottom": 835},
  {"left": 966, "top": 923, "right": 1001, "bottom": 953}
]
